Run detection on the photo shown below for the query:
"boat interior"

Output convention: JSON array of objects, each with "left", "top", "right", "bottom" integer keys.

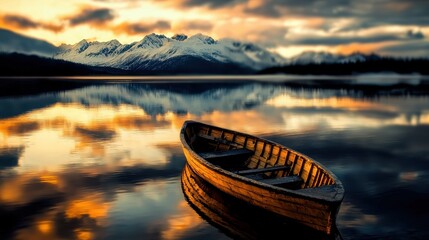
[{"left": 184, "top": 122, "right": 337, "bottom": 191}]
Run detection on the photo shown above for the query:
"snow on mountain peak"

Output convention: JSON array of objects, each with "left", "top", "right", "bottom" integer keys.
[
  {"left": 54, "top": 32, "right": 287, "bottom": 72},
  {"left": 107, "top": 39, "right": 121, "bottom": 46},
  {"left": 188, "top": 33, "right": 216, "bottom": 45},
  {"left": 136, "top": 33, "right": 169, "bottom": 49},
  {"left": 74, "top": 39, "right": 89, "bottom": 53}
]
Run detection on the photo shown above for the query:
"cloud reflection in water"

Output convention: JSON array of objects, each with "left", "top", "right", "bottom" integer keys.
[{"left": 0, "top": 81, "right": 428, "bottom": 239}]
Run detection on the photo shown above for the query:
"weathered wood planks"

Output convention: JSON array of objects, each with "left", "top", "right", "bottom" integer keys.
[
  {"left": 180, "top": 120, "right": 344, "bottom": 235},
  {"left": 235, "top": 165, "right": 291, "bottom": 175},
  {"left": 199, "top": 148, "right": 253, "bottom": 160},
  {"left": 259, "top": 175, "right": 304, "bottom": 187}
]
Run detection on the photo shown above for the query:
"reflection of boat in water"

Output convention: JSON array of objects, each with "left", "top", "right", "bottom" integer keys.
[
  {"left": 180, "top": 120, "right": 344, "bottom": 235},
  {"left": 181, "top": 164, "right": 342, "bottom": 240}
]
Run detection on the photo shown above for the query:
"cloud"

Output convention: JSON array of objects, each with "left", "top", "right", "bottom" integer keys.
[
  {"left": 66, "top": 8, "right": 115, "bottom": 27},
  {"left": 173, "top": 20, "right": 213, "bottom": 32},
  {"left": 242, "top": 0, "right": 429, "bottom": 22},
  {"left": 380, "top": 41, "right": 429, "bottom": 57},
  {"left": 406, "top": 30, "right": 424, "bottom": 40},
  {"left": 214, "top": 21, "right": 288, "bottom": 47},
  {"left": 0, "top": 14, "right": 64, "bottom": 33},
  {"left": 339, "top": 17, "right": 429, "bottom": 33},
  {"left": 291, "top": 30, "right": 426, "bottom": 46},
  {"left": 153, "top": 0, "right": 429, "bottom": 28},
  {"left": 160, "top": 0, "right": 246, "bottom": 9},
  {"left": 92, "top": 0, "right": 135, "bottom": 1},
  {"left": 244, "top": 0, "right": 354, "bottom": 18},
  {"left": 291, "top": 34, "right": 402, "bottom": 46},
  {"left": 2, "top": 15, "right": 38, "bottom": 29},
  {"left": 113, "top": 20, "right": 171, "bottom": 35}
]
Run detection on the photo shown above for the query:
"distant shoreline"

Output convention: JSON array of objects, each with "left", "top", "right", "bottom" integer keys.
[
  {"left": 259, "top": 58, "right": 429, "bottom": 76},
  {"left": 1, "top": 72, "right": 428, "bottom": 81},
  {"left": 1, "top": 74, "right": 429, "bottom": 98}
]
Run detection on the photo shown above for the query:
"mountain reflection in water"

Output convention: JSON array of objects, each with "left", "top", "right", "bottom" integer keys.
[{"left": 0, "top": 78, "right": 428, "bottom": 239}]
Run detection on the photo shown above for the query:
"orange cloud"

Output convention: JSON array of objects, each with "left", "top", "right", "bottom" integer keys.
[
  {"left": 113, "top": 20, "right": 171, "bottom": 35},
  {"left": 213, "top": 20, "right": 287, "bottom": 47},
  {"left": 335, "top": 42, "right": 388, "bottom": 55},
  {"left": 157, "top": 0, "right": 245, "bottom": 9},
  {"left": 0, "top": 14, "right": 64, "bottom": 33},
  {"left": 305, "top": 17, "right": 327, "bottom": 29},
  {"left": 172, "top": 20, "right": 213, "bottom": 33}
]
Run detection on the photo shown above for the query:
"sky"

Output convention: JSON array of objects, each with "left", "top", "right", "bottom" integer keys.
[{"left": 0, "top": 0, "right": 428, "bottom": 58}]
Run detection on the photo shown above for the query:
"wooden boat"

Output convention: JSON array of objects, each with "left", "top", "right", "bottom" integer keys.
[
  {"left": 180, "top": 120, "right": 344, "bottom": 235},
  {"left": 181, "top": 163, "right": 343, "bottom": 240}
]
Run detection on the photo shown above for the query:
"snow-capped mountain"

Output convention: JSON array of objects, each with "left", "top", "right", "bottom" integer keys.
[
  {"left": 0, "top": 28, "right": 58, "bottom": 57},
  {"left": 54, "top": 33, "right": 286, "bottom": 73},
  {"left": 1, "top": 28, "right": 400, "bottom": 75},
  {"left": 287, "top": 51, "right": 380, "bottom": 65}
]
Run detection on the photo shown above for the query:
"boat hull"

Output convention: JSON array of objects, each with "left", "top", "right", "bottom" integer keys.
[
  {"left": 182, "top": 146, "right": 339, "bottom": 234},
  {"left": 181, "top": 163, "right": 343, "bottom": 239},
  {"left": 180, "top": 120, "right": 344, "bottom": 235}
]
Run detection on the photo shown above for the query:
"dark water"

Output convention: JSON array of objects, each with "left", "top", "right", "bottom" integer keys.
[{"left": 0, "top": 76, "right": 429, "bottom": 239}]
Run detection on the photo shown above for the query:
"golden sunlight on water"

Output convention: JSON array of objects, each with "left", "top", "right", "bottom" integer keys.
[
  {"left": 266, "top": 94, "right": 394, "bottom": 111},
  {"left": 0, "top": 102, "right": 197, "bottom": 239},
  {"left": 161, "top": 201, "right": 205, "bottom": 239},
  {"left": 37, "top": 220, "right": 52, "bottom": 233},
  {"left": 1, "top": 95, "right": 427, "bottom": 174},
  {"left": 65, "top": 195, "right": 110, "bottom": 221},
  {"left": 266, "top": 94, "right": 429, "bottom": 131},
  {"left": 0, "top": 103, "right": 180, "bottom": 172}
]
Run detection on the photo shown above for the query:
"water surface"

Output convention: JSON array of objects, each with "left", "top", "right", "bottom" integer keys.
[{"left": 0, "top": 76, "right": 428, "bottom": 239}]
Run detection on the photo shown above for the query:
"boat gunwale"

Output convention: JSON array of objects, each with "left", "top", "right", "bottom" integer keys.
[{"left": 180, "top": 120, "right": 344, "bottom": 203}]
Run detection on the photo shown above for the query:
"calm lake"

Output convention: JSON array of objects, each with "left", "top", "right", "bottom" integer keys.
[{"left": 1, "top": 75, "right": 429, "bottom": 239}]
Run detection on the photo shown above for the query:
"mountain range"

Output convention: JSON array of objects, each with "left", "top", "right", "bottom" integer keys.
[
  {"left": 54, "top": 33, "right": 287, "bottom": 74},
  {"left": 1, "top": 28, "right": 427, "bottom": 75},
  {"left": 0, "top": 28, "right": 286, "bottom": 74}
]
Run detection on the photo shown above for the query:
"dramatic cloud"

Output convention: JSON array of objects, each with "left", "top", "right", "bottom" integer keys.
[
  {"left": 173, "top": 21, "right": 213, "bottom": 32},
  {"left": 1, "top": 0, "right": 428, "bottom": 57},
  {"left": 66, "top": 8, "right": 115, "bottom": 26},
  {"left": 244, "top": 0, "right": 354, "bottom": 18},
  {"left": 406, "top": 30, "right": 425, "bottom": 40},
  {"left": 0, "top": 14, "right": 64, "bottom": 32},
  {"left": 380, "top": 41, "right": 429, "bottom": 57},
  {"left": 113, "top": 20, "right": 171, "bottom": 35},
  {"left": 161, "top": 0, "right": 246, "bottom": 8},
  {"left": 243, "top": 0, "right": 429, "bottom": 21},
  {"left": 2, "top": 14, "right": 38, "bottom": 28},
  {"left": 339, "top": 18, "right": 429, "bottom": 33},
  {"left": 290, "top": 32, "right": 424, "bottom": 46},
  {"left": 214, "top": 21, "right": 288, "bottom": 47}
]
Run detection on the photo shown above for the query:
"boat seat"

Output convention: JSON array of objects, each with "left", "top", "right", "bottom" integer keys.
[
  {"left": 258, "top": 175, "right": 303, "bottom": 188},
  {"left": 235, "top": 165, "right": 290, "bottom": 175},
  {"left": 197, "top": 133, "right": 242, "bottom": 148},
  {"left": 199, "top": 148, "right": 253, "bottom": 160}
]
